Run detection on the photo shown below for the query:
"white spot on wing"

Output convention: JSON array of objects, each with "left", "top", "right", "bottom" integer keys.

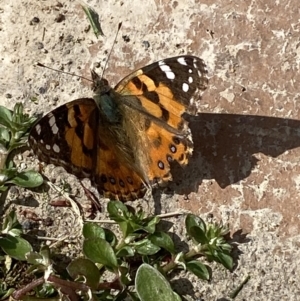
[
  {"left": 48, "top": 115, "right": 56, "bottom": 127},
  {"left": 36, "top": 124, "right": 41, "bottom": 135},
  {"left": 159, "top": 61, "right": 175, "bottom": 80},
  {"left": 53, "top": 144, "right": 60, "bottom": 153},
  {"left": 177, "top": 57, "right": 187, "bottom": 66},
  {"left": 188, "top": 76, "right": 193, "bottom": 83},
  {"left": 193, "top": 58, "right": 198, "bottom": 69},
  {"left": 182, "top": 83, "right": 189, "bottom": 92},
  {"left": 45, "top": 144, "right": 51, "bottom": 150},
  {"left": 52, "top": 124, "right": 59, "bottom": 134},
  {"left": 48, "top": 115, "right": 59, "bottom": 134}
]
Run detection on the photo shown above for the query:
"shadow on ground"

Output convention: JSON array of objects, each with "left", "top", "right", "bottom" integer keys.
[{"left": 161, "top": 113, "right": 300, "bottom": 196}]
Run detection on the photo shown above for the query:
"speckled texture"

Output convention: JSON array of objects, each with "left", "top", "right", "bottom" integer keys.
[{"left": 1, "top": 0, "right": 300, "bottom": 299}]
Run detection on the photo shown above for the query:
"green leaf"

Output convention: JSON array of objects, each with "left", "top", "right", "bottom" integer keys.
[
  {"left": 7, "top": 170, "right": 43, "bottom": 188},
  {"left": 174, "top": 252, "right": 186, "bottom": 270},
  {"left": 67, "top": 258, "right": 100, "bottom": 289},
  {"left": 0, "top": 235, "right": 32, "bottom": 260},
  {"left": 118, "top": 265, "right": 131, "bottom": 286},
  {"left": 185, "top": 214, "right": 206, "bottom": 237},
  {"left": 134, "top": 238, "right": 160, "bottom": 256},
  {"left": 0, "top": 286, "right": 14, "bottom": 300},
  {"left": 141, "top": 216, "right": 160, "bottom": 234},
  {"left": 136, "top": 264, "right": 179, "bottom": 301},
  {"left": 2, "top": 210, "right": 22, "bottom": 236},
  {"left": 107, "top": 201, "right": 129, "bottom": 222},
  {"left": 0, "top": 128, "right": 10, "bottom": 148},
  {"left": 214, "top": 250, "right": 233, "bottom": 270},
  {"left": 103, "top": 228, "right": 117, "bottom": 247},
  {"left": 119, "top": 221, "right": 135, "bottom": 238},
  {"left": 0, "top": 106, "right": 13, "bottom": 128},
  {"left": 83, "top": 238, "right": 118, "bottom": 270},
  {"left": 149, "top": 232, "right": 175, "bottom": 254},
  {"left": 81, "top": 4, "right": 104, "bottom": 38},
  {"left": 0, "top": 185, "right": 8, "bottom": 192},
  {"left": 186, "top": 260, "right": 210, "bottom": 280},
  {"left": 26, "top": 247, "right": 52, "bottom": 274},
  {"left": 26, "top": 252, "right": 45, "bottom": 265},
  {"left": 189, "top": 226, "right": 208, "bottom": 244},
  {"left": 83, "top": 222, "right": 106, "bottom": 240},
  {"left": 116, "top": 246, "right": 135, "bottom": 257},
  {"left": 0, "top": 168, "right": 17, "bottom": 185}
]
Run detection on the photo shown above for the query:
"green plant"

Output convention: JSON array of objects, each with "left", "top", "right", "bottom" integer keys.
[
  {"left": 0, "top": 103, "right": 43, "bottom": 192},
  {"left": 9, "top": 201, "right": 233, "bottom": 301}
]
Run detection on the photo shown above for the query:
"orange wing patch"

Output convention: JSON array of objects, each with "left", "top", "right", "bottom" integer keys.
[
  {"left": 119, "top": 74, "right": 187, "bottom": 130},
  {"left": 94, "top": 143, "right": 146, "bottom": 201},
  {"left": 145, "top": 121, "right": 193, "bottom": 184}
]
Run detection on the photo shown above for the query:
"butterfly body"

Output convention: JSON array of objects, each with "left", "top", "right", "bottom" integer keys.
[{"left": 29, "top": 56, "right": 208, "bottom": 201}]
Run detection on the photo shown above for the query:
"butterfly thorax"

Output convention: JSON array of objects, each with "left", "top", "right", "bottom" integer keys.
[
  {"left": 94, "top": 92, "right": 122, "bottom": 124},
  {"left": 93, "top": 83, "right": 145, "bottom": 180}
]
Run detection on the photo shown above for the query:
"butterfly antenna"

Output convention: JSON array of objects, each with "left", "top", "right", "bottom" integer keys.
[
  {"left": 36, "top": 23, "right": 122, "bottom": 82},
  {"left": 35, "top": 62, "right": 93, "bottom": 82},
  {"left": 100, "top": 22, "right": 122, "bottom": 79}
]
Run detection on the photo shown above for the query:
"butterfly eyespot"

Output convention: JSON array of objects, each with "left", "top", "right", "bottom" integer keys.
[
  {"left": 100, "top": 175, "right": 108, "bottom": 183},
  {"left": 127, "top": 176, "right": 133, "bottom": 185},
  {"left": 178, "top": 154, "right": 185, "bottom": 162},
  {"left": 119, "top": 179, "right": 125, "bottom": 187},
  {"left": 166, "top": 154, "right": 173, "bottom": 162},
  {"left": 172, "top": 137, "right": 180, "bottom": 145},
  {"left": 158, "top": 160, "right": 165, "bottom": 170},
  {"left": 169, "top": 144, "right": 177, "bottom": 153},
  {"left": 109, "top": 177, "right": 116, "bottom": 185}
]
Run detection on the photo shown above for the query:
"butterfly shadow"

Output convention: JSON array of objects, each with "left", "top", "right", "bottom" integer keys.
[{"left": 154, "top": 113, "right": 300, "bottom": 205}]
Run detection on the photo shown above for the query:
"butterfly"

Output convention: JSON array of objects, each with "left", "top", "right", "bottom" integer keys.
[{"left": 28, "top": 56, "right": 208, "bottom": 201}]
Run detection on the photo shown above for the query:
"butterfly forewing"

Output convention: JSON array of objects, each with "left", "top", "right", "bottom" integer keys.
[
  {"left": 115, "top": 56, "right": 208, "bottom": 115},
  {"left": 29, "top": 98, "right": 99, "bottom": 179}
]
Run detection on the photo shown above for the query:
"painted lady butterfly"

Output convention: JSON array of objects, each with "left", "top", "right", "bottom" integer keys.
[{"left": 29, "top": 56, "right": 208, "bottom": 201}]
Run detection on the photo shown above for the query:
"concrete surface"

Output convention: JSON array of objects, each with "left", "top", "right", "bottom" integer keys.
[{"left": 1, "top": 0, "right": 300, "bottom": 300}]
